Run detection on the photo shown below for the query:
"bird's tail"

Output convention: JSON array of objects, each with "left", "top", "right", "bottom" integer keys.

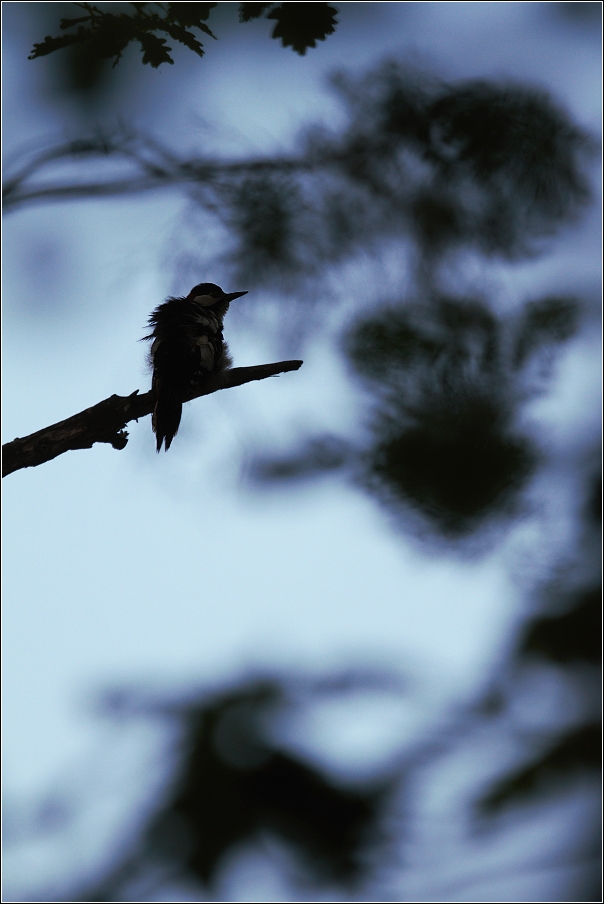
[{"left": 152, "top": 389, "right": 183, "bottom": 452}]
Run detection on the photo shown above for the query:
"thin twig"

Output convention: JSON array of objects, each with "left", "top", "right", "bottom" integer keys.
[{"left": 2, "top": 360, "right": 303, "bottom": 477}]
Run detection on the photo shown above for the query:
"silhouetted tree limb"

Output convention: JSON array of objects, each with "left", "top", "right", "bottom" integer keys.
[
  {"left": 2, "top": 360, "right": 302, "bottom": 477},
  {"left": 2, "top": 133, "right": 308, "bottom": 210}
]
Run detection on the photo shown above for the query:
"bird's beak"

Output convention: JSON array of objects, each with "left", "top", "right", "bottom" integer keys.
[{"left": 224, "top": 291, "right": 248, "bottom": 302}]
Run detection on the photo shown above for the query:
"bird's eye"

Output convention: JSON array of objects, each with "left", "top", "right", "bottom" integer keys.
[{"left": 211, "top": 292, "right": 221, "bottom": 299}]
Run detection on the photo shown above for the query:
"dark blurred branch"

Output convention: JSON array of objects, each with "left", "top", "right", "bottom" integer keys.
[
  {"left": 2, "top": 133, "right": 310, "bottom": 211},
  {"left": 2, "top": 360, "right": 302, "bottom": 477},
  {"left": 3, "top": 73, "right": 593, "bottom": 277},
  {"left": 478, "top": 722, "right": 601, "bottom": 814}
]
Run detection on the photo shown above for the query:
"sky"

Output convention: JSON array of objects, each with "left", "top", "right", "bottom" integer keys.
[{"left": 2, "top": 2, "right": 602, "bottom": 901}]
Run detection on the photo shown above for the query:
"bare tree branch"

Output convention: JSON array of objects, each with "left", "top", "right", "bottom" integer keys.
[{"left": 2, "top": 360, "right": 303, "bottom": 477}]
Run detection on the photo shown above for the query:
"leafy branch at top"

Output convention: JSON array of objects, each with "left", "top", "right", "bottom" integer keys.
[
  {"left": 29, "top": 2, "right": 218, "bottom": 69},
  {"left": 28, "top": 2, "right": 339, "bottom": 69}
]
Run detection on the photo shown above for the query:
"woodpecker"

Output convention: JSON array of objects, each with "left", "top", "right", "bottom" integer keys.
[{"left": 144, "top": 283, "right": 247, "bottom": 451}]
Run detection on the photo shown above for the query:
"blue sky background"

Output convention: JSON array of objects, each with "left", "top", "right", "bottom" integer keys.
[{"left": 2, "top": 3, "right": 601, "bottom": 901}]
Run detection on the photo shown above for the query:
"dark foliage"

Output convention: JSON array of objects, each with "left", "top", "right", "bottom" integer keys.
[
  {"left": 239, "top": 3, "right": 339, "bottom": 54},
  {"left": 250, "top": 294, "right": 581, "bottom": 537},
  {"left": 248, "top": 434, "right": 351, "bottom": 482},
  {"left": 365, "top": 403, "right": 532, "bottom": 536},
  {"left": 267, "top": 3, "right": 338, "bottom": 55},
  {"left": 512, "top": 296, "right": 580, "bottom": 367},
  {"left": 520, "top": 586, "right": 602, "bottom": 664},
  {"left": 476, "top": 457, "right": 602, "bottom": 823},
  {"left": 239, "top": 2, "right": 276, "bottom": 22},
  {"left": 310, "top": 66, "right": 593, "bottom": 260},
  {"left": 224, "top": 174, "right": 302, "bottom": 278},
  {"left": 28, "top": 1, "right": 340, "bottom": 69},
  {"left": 193, "top": 71, "right": 592, "bottom": 283},
  {"left": 29, "top": 2, "right": 218, "bottom": 69},
  {"left": 479, "top": 723, "right": 601, "bottom": 813},
  {"left": 82, "top": 680, "right": 389, "bottom": 900},
  {"left": 425, "top": 82, "right": 591, "bottom": 244},
  {"left": 346, "top": 298, "right": 500, "bottom": 384},
  {"left": 5, "top": 65, "right": 593, "bottom": 277},
  {"left": 348, "top": 298, "right": 537, "bottom": 535}
]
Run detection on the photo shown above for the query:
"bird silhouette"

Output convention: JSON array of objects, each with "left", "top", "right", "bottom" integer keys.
[{"left": 144, "top": 283, "right": 247, "bottom": 451}]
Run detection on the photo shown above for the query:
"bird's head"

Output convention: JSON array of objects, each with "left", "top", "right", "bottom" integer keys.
[{"left": 187, "top": 283, "right": 248, "bottom": 307}]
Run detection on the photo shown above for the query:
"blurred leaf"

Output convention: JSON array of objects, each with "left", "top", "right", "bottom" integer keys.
[
  {"left": 366, "top": 405, "right": 534, "bottom": 536},
  {"left": 267, "top": 2, "right": 338, "bottom": 55},
  {"left": 520, "top": 587, "right": 602, "bottom": 664},
  {"left": 225, "top": 174, "right": 301, "bottom": 281},
  {"left": 410, "top": 191, "right": 461, "bottom": 251},
  {"left": 346, "top": 298, "right": 536, "bottom": 535},
  {"left": 421, "top": 79, "right": 594, "bottom": 254},
  {"left": 513, "top": 296, "right": 579, "bottom": 367},
  {"left": 479, "top": 723, "right": 601, "bottom": 813},
  {"left": 248, "top": 435, "right": 351, "bottom": 483},
  {"left": 427, "top": 81, "right": 591, "bottom": 215},
  {"left": 83, "top": 679, "right": 389, "bottom": 898},
  {"left": 345, "top": 306, "right": 445, "bottom": 383},
  {"left": 61, "top": 41, "right": 111, "bottom": 95}
]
